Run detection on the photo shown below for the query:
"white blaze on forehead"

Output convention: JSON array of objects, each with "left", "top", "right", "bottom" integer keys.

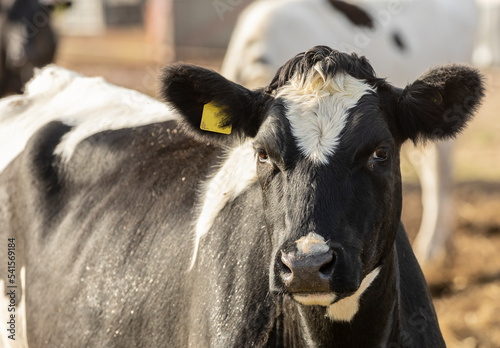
[
  {"left": 295, "top": 232, "right": 329, "bottom": 255},
  {"left": 276, "top": 66, "right": 374, "bottom": 164},
  {"left": 189, "top": 141, "right": 257, "bottom": 271},
  {"left": 327, "top": 266, "right": 381, "bottom": 322}
]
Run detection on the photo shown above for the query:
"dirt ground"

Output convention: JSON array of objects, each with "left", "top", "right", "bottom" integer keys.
[{"left": 54, "top": 29, "right": 500, "bottom": 348}]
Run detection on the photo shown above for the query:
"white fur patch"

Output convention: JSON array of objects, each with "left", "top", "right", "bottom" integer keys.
[
  {"left": 295, "top": 232, "right": 329, "bottom": 256},
  {"left": 189, "top": 141, "right": 257, "bottom": 270},
  {"left": 0, "top": 65, "right": 173, "bottom": 173},
  {"left": 327, "top": 266, "right": 381, "bottom": 322},
  {"left": 276, "top": 66, "right": 374, "bottom": 164},
  {"left": 294, "top": 293, "right": 337, "bottom": 306},
  {"left": 0, "top": 266, "right": 28, "bottom": 348}
]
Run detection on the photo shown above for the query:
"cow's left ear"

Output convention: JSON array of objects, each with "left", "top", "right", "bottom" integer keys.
[
  {"left": 395, "top": 65, "right": 484, "bottom": 143},
  {"left": 160, "top": 64, "right": 268, "bottom": 144}
]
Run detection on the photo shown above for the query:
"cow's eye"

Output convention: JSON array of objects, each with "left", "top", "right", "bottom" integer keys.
[
  {"left": 371, "top": 148, "right": 389, "bottom": 162},
  {"left": 257, "top": 148, "right": 270, "bottom": 164}
]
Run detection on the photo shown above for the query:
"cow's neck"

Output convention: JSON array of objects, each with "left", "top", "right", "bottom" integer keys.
[{"left": 275, "top": 248, "right": 401, "bottom": 347}]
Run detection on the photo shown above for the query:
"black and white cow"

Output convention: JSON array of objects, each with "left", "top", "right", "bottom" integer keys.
[
  {"left": 0, "top": 47, "right": 483, "bottom": 347},
  {"left": 0, "top": 0, "right": 69, "bottom": 97}
]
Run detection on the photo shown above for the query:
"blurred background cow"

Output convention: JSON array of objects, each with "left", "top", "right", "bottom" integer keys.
[
  {"left": 1, "top": 0, "right": 499, "bottom": 346},
  {"left": 0, "top": 0, "right": 70, "bottom": 96}
]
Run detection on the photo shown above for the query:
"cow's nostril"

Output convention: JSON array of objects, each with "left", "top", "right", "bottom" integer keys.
[
  {"left": 280, "top": 252, "right": 293, "bottom": 274},
  {"left": 319, "top": 257, "right": 335, "bottom": 277}
]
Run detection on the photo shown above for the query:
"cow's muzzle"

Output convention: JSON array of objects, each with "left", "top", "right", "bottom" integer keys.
[
  {"left": 277, "top": 232, "right": 336, "bottom": 296},
  {"left": 279, "top": 248, "right": 335, "bottom": 294}
]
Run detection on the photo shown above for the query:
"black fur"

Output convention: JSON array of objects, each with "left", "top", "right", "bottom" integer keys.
[
  {"left": 265, "top": 46, "right": 385, "bottom": 94},
  {"left": 328, "top": 0, "right": 374, "bottom": 28},
  {"left": 392, "top": 31, "right": 406, "bottom": 51},
  {"left": 397, "top": 64, "right": 485, "bottom": 142}
]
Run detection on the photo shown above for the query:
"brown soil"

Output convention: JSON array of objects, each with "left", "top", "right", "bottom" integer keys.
[{"left": 402, "top": 183, "right": 500, "bottom": 348}]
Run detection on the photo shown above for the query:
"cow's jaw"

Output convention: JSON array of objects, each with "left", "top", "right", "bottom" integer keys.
[
  {"left": 292, "top": 266, "right": 381, "bottom": 322},
  {"left": 326, "top": 266, "right": 380, "bottom": 321}
]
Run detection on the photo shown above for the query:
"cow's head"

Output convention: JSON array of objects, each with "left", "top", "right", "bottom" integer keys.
[{"left": 162, "top": 46, "right": 483, "bottom": 320}]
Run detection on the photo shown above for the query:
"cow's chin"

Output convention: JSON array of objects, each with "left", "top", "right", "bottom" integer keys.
[{"left": 293, "top": 293, "right": 337, "bottom": 306}]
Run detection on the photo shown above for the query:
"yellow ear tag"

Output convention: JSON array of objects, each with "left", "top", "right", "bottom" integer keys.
[{"left": 200, "top": 100, "right": 232, "bottom": 135}]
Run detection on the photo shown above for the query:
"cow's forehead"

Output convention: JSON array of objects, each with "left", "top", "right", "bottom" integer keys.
[{"left": 274, "top": 68, "right": 375, "bottom": 165}]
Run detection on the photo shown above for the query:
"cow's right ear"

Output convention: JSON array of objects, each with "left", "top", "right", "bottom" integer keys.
[{"left": 160, "top": 64, "right": 269, "bottom": 144}]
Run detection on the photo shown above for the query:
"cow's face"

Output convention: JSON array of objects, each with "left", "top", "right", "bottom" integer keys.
[
  {"left": 162, "top": 46, "right": 483, "bottom": 320},
  {"left": 252, "top": 70, "right": 402, "bottom": 306}
]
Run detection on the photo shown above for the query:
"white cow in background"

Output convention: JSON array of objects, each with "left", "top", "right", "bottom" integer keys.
[{"left": 221, "top": 0, "right": 479, "bottom": 266}]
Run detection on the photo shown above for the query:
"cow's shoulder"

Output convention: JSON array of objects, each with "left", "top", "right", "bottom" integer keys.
[
  {"left": 0, "top": 65, "right": 175, "bottom": 171},
  {"left": 19, "top": 118, "right": 220, "bottom": 215},
  {"left": 63, "top": 120, "right": 198, "bottom": 185}
]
